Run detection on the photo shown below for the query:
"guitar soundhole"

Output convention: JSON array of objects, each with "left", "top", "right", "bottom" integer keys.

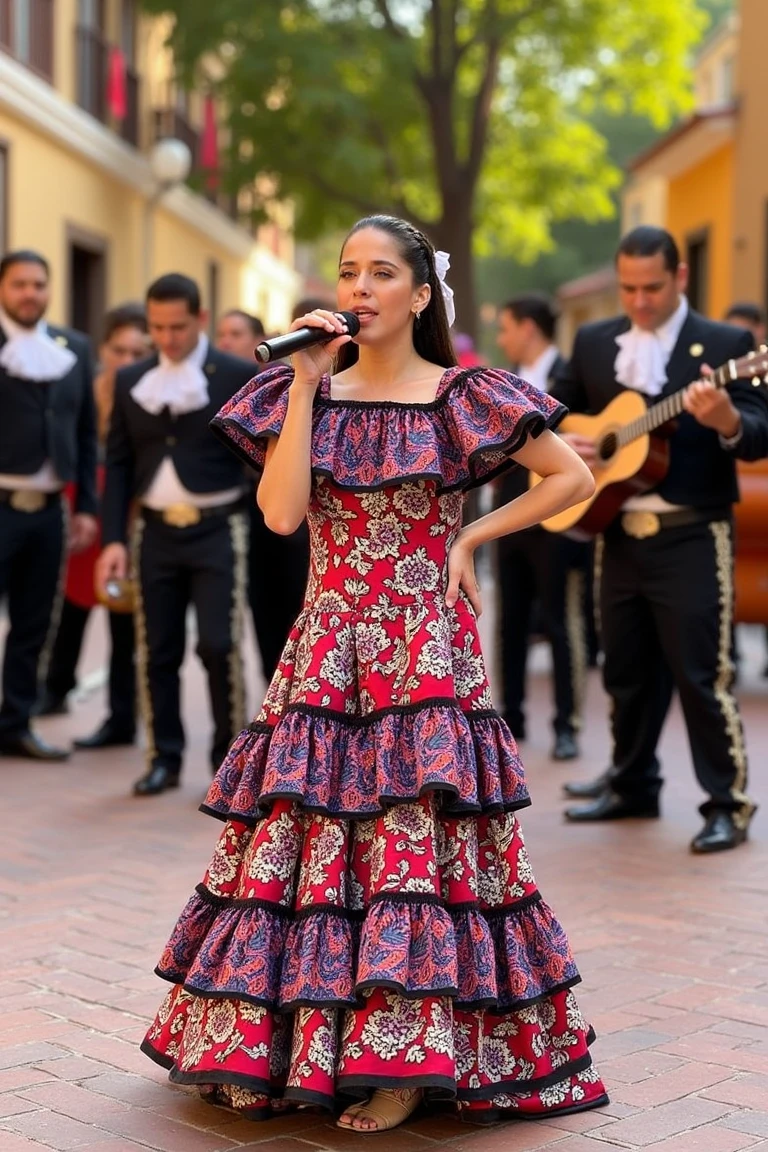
[{"left": 598, "top": 433, "right": 618, "bottom": 462}]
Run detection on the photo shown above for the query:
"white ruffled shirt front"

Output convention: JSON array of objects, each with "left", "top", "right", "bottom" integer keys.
[
  {"left": 0, "top": 308, "right": 77, "bottom": 382},
  {"left": 519, "top": 345, "right": 559, "bottom": 395},
  {"left": 613, "top": 297, "right": 688, "bottom": 397},
  {"left": 131, "top": 334, "right": 210, "bottom": 416}
]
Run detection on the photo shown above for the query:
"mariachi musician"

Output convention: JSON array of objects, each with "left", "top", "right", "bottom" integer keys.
[
  {"left": 551, "top": 226, "right": 768, "bottom": 854},
  {"left": 98, "top": 274, "right": 256, "bottom": 797}
]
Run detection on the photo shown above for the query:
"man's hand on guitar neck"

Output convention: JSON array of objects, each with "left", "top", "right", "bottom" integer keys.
[
  {"left": 683, "top": 367, "right": 742, "bottom": 440},
  {"left": 560, "top": 433, "right": 598, "bottom": 468}
]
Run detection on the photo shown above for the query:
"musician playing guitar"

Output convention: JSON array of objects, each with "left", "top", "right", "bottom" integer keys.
[{"left": 550, "top": 226, "right": 768, "bottom": 853}]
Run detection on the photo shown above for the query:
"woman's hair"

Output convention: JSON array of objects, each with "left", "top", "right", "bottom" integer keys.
[
  {"left": 101, "top": 302, "right": 147, "bottom": 344},
  {"left": 335, "top": 214, "right": 457, "bottom": 372}
]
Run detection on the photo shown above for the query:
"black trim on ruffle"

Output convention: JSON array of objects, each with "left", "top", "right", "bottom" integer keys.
[
  {"left": 463, "top": 1091, "right": 610, "bottom": 1125},
  {"left": 153, "top": 959, "right": 583, "bottom": 1017},
  {"left": 200, "top": 792, "right": 532, "bottom": 826},
  {"left": 316, "top": 366, "right": 476, "bottom": 411},
  {"left": 463, "top": 405, "right": 566, "bottom": 490},
  {"left": 246, "top": 699, "right": 503, "bottom": 730},
  {"left": 466, "top": 974, "right": 583, "bottom": 1013},
  {"left": 339, "top": 1049, "right": 593, "bottom": 1100},
  {"left": 156, "top": 971, "right": 583, "bottom": 1016},
  {"left": 211, "top": 382, "right": 566, "bottom": 494},
  {"left": 190, "top": 880, "right": 544, "bottom": 919}
]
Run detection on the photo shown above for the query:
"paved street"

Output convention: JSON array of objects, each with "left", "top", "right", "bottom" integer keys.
[{"left": 1, "top": 594, "right": 768, "bottom": 1151}]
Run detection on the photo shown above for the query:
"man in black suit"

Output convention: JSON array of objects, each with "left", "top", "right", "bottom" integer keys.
[
  {"left": 0, "top": 250, "right": 98, "bottom": 760},
  {"left": 552, "top": 226, "right": 768, "bottom": 853},
  {"left": 495, "top": 294, "right": 594, "bottom": 760},
  {"left": 98, "top": 274, "right": 255, "bottom": 796}
]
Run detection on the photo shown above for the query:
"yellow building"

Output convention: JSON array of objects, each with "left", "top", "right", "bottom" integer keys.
[
  {"left": 0, "top": 0, "right": 300, "bottom": 339},
  {"left": 621, "top": 0, "right": 767, "bottom": 322},
  {"left": 559, "top": 0, "right": 768, "bottom": 332}
]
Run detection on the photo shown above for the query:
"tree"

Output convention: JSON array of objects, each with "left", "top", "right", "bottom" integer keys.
[{"left": 143, "top": 0, "right": 706, "bottom": 333}]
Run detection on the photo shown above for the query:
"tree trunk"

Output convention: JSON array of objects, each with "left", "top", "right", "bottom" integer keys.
[{"left": 434, "top": 198, "right": 476, "bottom": 340}]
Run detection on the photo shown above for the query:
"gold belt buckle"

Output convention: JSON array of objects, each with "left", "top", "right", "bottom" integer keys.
[
  {"left": 10, "top": 490, "right": 47, "bottom": 513},
  {"left": 621, "top": 510, "right": 661, "bottom": 539},
  {"left": 162, "top": 503, "right": 202, "bottom": 528}
]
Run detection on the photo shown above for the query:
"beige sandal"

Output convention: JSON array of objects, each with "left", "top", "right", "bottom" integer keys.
[{"left": 337, "top": 1088, "right": 422, "bottom": 1132}]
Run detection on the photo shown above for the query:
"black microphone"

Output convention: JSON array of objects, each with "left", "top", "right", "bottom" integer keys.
[{"left": 254, "top": 311, "right": 360, "bottom": 364}]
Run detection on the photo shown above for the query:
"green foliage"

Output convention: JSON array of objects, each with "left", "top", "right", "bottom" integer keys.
[
  {"left": 141, "top": 0, "right": 708, "bottom": 326},
  {"left": 142, "top": 0, "right": 703, "bottom": 249}
]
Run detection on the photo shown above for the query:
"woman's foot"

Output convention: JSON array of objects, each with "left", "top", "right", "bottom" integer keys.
[{"left": 337, "top": 1088, "right": 422, "bottom": 1132}]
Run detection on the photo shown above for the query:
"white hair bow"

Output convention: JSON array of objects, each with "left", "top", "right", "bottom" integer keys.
[{"left": 434, "top": 250, "right": 456, "bottom": 328}]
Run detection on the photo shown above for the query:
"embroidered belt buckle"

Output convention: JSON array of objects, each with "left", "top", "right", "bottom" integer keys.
[
  {"left": 621, "top": 510, "right": 661, "bottom": 539},
  {"left": 162, "top": 503, "right": 202, "bottom": 528},
  {"left": 10, "top": 490, "right": 47, "bottom": 513}
]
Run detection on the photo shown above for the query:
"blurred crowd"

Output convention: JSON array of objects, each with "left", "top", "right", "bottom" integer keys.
[{"left": 0, "top": 242, "right": 765, "bottom": 849}]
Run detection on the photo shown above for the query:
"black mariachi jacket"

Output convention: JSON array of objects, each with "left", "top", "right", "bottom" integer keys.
[
  {"left": 495, "top": 352, "right": 567, "bottom": 510},
  {"left": 102, "top": 344, "right": 256, "bottom": 545},
  {"left": 550, "top": 309, "right": 768, "bottom": 509},
  {"left": 0, "top": 324, "right": 98, "bottom": 515}
]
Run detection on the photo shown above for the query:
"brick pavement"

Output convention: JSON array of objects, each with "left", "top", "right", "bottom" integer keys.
[{"left": 1, "top": 600, "right": 768, "bottom": 1151}]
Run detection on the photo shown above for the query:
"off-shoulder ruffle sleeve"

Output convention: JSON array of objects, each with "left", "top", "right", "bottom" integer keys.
[
  {"left": 436, "top": 366, "right": 566, "bottom": 489},
  {"left": 210, "top": 364, "right": 293, "bottom": 472},
  {"left": 211, "top": 363, "right": 566, "bottom": 491}
]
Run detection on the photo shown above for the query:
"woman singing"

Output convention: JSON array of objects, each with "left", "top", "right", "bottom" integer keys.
[{"left": 140, "top": 215, "right": 607, "bottom": 1133}]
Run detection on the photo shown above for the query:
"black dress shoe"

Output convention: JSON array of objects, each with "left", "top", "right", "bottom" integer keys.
[
  {"left": 74, "top": 720, "right": 135, "bottom": 749},
  {"left": 133, "top": 763, "right": 181, "bottom": 796},
  {"left": 552, "top": 731, "right": 579, "bottom": 761},
  {"left": 0, "top": 729, "right": 70, "bottom": 761},
  {"left": 690, "top": 811, "right": 748, "bottom": 854},
  {"left": 565, "top": 789, "right": 660, "bottom": 822},
  {"left": 32, "top": 689, "right": 69, "bottom": 717},
  {"left": 563, "top": 766, "right": 619, "bottom": 799}
]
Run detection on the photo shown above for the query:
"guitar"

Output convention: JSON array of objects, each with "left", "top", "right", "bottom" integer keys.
[{"left": 529, "top": 348, "right": 768, "bottom": 538}]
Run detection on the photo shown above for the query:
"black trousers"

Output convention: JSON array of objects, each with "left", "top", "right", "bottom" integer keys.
[
  {"left": 132, "top": 508, "right": 249, "bottom": 773},
  {"left": 45, "top": 599, "right": 136, "bottom": 733},
  {"left": 0, "top": 498, "right": 66, "bottom": 735},
  {"left": 248, "top": 499, "right": 309, "bottom": 680},
  {"left": 601, "top": 517, "right": 752, "bottom": 821},
  {"left": 496, "top": 528, "right": 593, "bottom": 737}
]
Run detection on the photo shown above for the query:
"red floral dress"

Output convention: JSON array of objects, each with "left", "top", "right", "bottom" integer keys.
[{"left": 141, "top": 364, "right": 608, "bottom": 1123}]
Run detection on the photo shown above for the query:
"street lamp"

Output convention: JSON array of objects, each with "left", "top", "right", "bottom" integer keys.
[{"left": 142, "top": 137, "right": 193, "bottom": 287}]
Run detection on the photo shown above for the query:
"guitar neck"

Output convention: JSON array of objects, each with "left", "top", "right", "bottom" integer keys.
[{"left": 617, "top": 360, "right": 735, "bottom": 447}]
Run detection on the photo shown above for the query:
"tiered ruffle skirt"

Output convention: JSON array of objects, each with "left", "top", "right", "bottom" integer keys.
[{"left": 142, "top": 702, "right": 607, "bottom": 1121}]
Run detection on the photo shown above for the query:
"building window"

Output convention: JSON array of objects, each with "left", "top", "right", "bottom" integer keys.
[
  {"left": 0, "top": 0, "right": 54, "bottom": 80},
  {"left": 119, "top": 0, "right": 140, "bottom": 146},
  {"left": 686, "top": 228, "right": 709, "bottom": 315},
  {"left": 76, "top": 0, "right": 107, "bottom": 121},
  {"left": 121, "top": 0, "right": 137, "bottom": 63},
  {"left": 67, "top": 225, "right": 107, "bottom": 342}
]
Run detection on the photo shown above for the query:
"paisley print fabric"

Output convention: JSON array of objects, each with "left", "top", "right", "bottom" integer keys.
[
  {"left": 143, "top": 382, "right": 607, "bottom": 1122},
  {"left": 210, "top": 363, "right": 566, "bottom": 491}
]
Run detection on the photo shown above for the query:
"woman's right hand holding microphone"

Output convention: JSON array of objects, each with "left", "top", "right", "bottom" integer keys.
[{"left": 289, "top": 310, "right": 354, "bottom": 390}]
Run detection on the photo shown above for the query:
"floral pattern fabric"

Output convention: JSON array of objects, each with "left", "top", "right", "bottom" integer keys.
[
  {"left": 210, "top": 364, "right": 566, "bottom": 492},
  {"left": 143, "top": 381, "right": 606, "bottom": 1122}
]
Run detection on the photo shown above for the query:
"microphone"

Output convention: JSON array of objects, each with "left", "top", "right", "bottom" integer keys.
[{"left": 254, "top": 311, "right": 360, "bottom": 364}]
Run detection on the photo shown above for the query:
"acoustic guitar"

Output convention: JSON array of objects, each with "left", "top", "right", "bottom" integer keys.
[{"left": 529, "top": 348, "right": 768, "bottom": 539}]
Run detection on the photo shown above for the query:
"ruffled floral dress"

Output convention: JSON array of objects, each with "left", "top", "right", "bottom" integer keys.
[{"left": 141, "top": 364, "right": 608, "bottom": 1123}]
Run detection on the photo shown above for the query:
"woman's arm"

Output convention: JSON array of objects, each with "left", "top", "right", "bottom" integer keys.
[
  {"left": 256, "top": 310, "right": 352, "bottom": 535},
  {"left": 257, "top": 389, "right": 316, "bottom": 534},
  {"left": 445, "top": 430, "right": 594, "bottom": 613}
]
